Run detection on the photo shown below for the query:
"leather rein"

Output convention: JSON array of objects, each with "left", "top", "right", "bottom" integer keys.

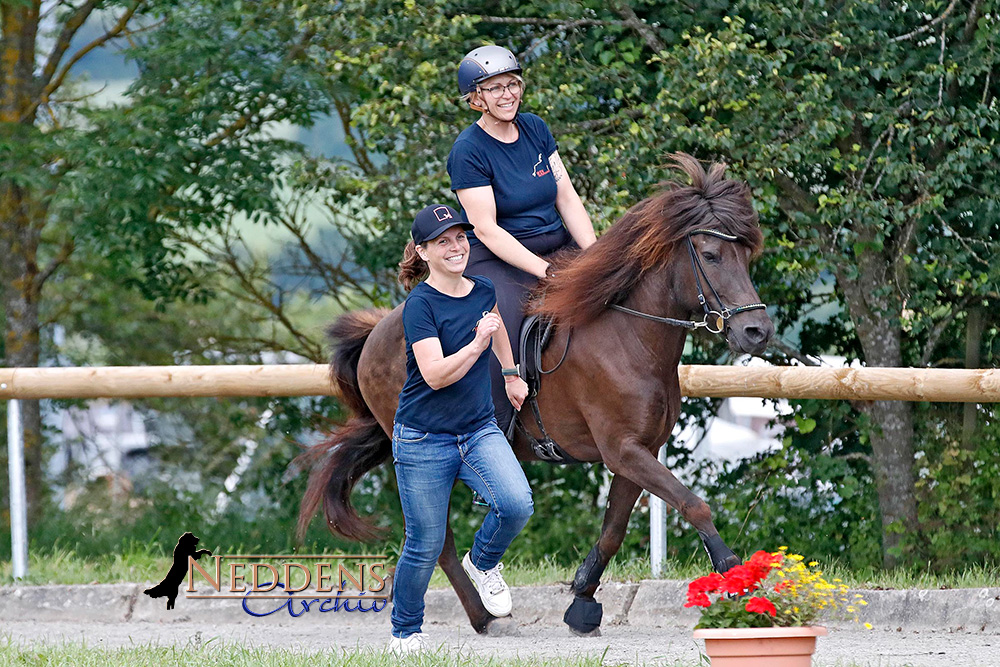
[{"left": 608, "top": 229, "right": 766, "bottom": 334}]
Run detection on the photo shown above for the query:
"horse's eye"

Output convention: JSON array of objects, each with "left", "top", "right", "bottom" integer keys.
[{"left": 702, "top": 252, "right": 719, "bottom": 263}]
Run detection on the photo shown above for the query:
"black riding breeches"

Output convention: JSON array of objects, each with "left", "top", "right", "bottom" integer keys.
[{"left": 465, "top": 226, "right": 574, "bottom": 434}]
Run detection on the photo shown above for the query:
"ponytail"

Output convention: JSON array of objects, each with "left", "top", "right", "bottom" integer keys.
[{"left": 397, "top": 240, "right": 428, "bottom": 291}]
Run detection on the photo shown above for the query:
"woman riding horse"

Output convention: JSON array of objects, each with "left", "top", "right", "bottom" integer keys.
[
  {"left": 449, "top": 45, "right": 598, "bottom": 435},
  {"left": 298, "top": 154, "right": 774, "bottom": 636}
]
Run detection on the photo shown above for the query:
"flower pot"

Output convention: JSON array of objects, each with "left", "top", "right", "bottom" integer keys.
[{"left": 693, "top": 626, "right": 828, "bottom": 667}]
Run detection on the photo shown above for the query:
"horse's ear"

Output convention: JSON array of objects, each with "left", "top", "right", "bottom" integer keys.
[
  {"left": 666, "top": 152, "right": 706, "bottom": 189},
  {"left": 706, "top": 161, "right": 728, "bottom": 184}
]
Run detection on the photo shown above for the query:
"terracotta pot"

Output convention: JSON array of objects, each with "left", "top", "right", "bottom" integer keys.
[{"left": 693, "top": 626, "right": 828, "bottom": 667}]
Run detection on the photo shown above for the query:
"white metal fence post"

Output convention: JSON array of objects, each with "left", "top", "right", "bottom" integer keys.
[
  {"left": 649, "top": 443, "right": 668, "bottom": 578},
  {"left": 7, "top": 399, "right": 29, "bottom": 579}
]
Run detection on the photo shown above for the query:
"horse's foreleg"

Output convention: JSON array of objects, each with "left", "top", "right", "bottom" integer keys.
[
  {"left": 564, "top": 474, "right": 642, "bottom": 636},
  {"left": 605, "top": 440, "right": 741, "bottom": 574},
  {"left": 438, "top": 516, "right": 493, "bottom": 633}
]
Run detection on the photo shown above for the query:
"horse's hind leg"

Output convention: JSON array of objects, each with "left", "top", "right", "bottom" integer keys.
[
  {"left": 438, "top": 514, "right": 493, "bottom": 633},
  {"left": 564, "top": 474, "right": 642, "bottom": 636}
]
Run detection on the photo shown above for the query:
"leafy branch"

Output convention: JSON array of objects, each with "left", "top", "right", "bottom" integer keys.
[
  {"left": 28, "top": 0, "right": 146, "bottom": 121},
  {"left": 888, "top": 0, "right": 959, "bottom": 43}
]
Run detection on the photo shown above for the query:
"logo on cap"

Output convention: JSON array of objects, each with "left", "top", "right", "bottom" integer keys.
[{"left": 433, "top": 206, "right": 453, "bottom": 222}]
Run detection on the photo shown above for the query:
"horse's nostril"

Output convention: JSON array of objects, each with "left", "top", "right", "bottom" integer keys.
[{"left": 744, "top": 326, "right": 768, "bottom": 344}]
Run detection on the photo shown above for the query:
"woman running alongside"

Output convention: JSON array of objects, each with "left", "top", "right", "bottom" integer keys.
[{"left": 389, "top": 203, "right": 533, "bottom": 654}]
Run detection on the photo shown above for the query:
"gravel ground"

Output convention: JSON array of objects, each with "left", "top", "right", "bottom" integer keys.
[{"left": 2, "top": 618, "right": 998, "bottom": 666}]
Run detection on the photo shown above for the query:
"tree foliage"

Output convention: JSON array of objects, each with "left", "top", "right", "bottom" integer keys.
[{"left": 1, "top": 0, "right": 340, "bottom": 520}]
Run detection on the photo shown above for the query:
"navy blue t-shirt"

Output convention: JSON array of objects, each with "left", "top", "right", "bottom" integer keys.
[
  {"left": 447, "top": 112, "right": 564, "bottom": 245},
  {"left": 395, "top": 275, "right": 498, "bottom": 435}
]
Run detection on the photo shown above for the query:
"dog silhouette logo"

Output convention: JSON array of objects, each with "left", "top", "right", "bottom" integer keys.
[
  {"left": 144, "top": 532, "right": 213, "bottom": 610},
  {"left": 433, "top": 206, "right": 453, "bottom": 222}
]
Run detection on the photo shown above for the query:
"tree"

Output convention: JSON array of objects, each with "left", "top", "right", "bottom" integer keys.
[
  {"left": 301, "top": 0, "right": 999, "bottom": 567},
  {"left": 1, "top": 0, "right": 336, "bottom": 523},
  {"left": 654, "top": 0, "right": 1000, "bottom": 567}
]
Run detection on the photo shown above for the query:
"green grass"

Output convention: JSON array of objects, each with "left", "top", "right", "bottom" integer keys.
[
  {"left": 0, "top": 641, "right": 697, "bottom": 667},
  {"left": 0, "top": 638, "right": 919, "bottom": 667},
  {"left": 3, "top": 544, "right": 999, "bottom": 591},
  {"left": 0, "top": 545, "right": 169, "bottom": 587}
]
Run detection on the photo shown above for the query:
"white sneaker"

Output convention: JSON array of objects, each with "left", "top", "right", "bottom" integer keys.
[
  {"left": 462, "top": 551, "right": 512, "bottom": 617},
  {"left": 388, "top": 632, "right": 427, "bottom": 655}
]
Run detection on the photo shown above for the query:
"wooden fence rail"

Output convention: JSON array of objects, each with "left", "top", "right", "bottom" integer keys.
[{"left": 1, "top": 365, "right": 999, "bottom": 402}]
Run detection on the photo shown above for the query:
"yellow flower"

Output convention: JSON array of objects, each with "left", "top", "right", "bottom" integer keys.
[{"left": 864, "top": 623, "right": 873, "bottom": 630}]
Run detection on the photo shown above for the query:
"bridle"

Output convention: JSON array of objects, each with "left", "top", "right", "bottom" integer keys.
[{"left": 609, "top": 229, "right": 767, "bottom": 334}]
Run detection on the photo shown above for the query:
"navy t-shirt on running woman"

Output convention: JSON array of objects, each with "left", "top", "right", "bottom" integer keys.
[
  {"left": 447, "top": 112, "right": 564, "bottom": 245},
  {"left": 395, "top": 275, "right": 498, "bottom": 435}
]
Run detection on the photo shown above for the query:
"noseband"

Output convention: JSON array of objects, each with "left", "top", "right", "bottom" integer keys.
[{"left": 609, "top": 229, "right": 767, "bottom": 334}]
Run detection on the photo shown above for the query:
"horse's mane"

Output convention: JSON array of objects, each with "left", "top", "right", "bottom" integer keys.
[{"left": 528, "top": 153, "right": 763, "bottom": 327}]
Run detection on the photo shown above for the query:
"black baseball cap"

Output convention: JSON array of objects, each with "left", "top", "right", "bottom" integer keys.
[{"left": 411, "top": 204, "right": 473, "bottom": 245}]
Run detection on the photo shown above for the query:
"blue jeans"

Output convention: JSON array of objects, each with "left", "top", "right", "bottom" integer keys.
[{"left": 389, "top": 418, "right": 533, "bottom": 638}]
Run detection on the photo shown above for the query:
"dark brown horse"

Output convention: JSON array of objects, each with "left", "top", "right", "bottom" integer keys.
[{"left": 297, "top": 154, "right": 774, "bottom": 635}]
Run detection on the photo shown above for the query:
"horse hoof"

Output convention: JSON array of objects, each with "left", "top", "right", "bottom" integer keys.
[
  {"left": 569, "top": 626, "right": 602, "bottom": 638},
  {"left": 703, "top": 533, "right": 742, "bottom": 574},
  {"left": 718, "top": 553, "right": 742, "bottom": 574},
  {"left": 471, "top": 615, "right": 491, "bottom": 634},
  {"left": 563, "top": 595, "right": 603, "bottom": 635},
  {"left": 482, "top": 615, "right": 520, "bottom": 636}
]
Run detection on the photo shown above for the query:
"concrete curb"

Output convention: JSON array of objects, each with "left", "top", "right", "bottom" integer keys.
[{"left": 2, "top": 580, "right": 998, "bottom": 633}]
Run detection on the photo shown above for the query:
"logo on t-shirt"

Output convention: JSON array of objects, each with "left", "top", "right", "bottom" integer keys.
[
  {"left": 433, "top": 206, "right": 454, "bottom": 222},
  {"left": 531, "top": 153, "right": 551, "bottom": 178}
]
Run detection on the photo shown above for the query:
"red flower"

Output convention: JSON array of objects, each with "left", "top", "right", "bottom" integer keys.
[
  {"left": 718, "top": 565, "right": 761, "bottom": 595},
  {"left": 747, "top": 550, "right": 783, "bottom": 567},
  {"left": 689, "top": 573, "right": 724, "bottom": 594},
  {"left": 744, "top": 550, "right": 782, "bottom": 583},
  {"left": 745, "top": 596, "right": 777, "bottom": 617},
  {"left": 684, "top": 591, "right": 712, "bottom": 608},
  {"left": 685, "top": 573, "right": 724, "bottom": 607}
]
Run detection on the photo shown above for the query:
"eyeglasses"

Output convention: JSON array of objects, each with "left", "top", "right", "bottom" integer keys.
[{"left": 479, "top": 80, "right": 523, "bottom": 98}]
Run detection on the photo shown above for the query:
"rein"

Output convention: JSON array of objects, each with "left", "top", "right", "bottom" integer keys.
[{"left": 608, "top": 229, "right": 766, "bottom": 334}]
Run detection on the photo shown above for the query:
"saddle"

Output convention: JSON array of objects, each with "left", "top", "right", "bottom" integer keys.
[
  {"left": 506, "top": 315, "right": 579, "bottom": 464},
  {"left": 518, "top": 314, "right": 553, "bottom": 400}
]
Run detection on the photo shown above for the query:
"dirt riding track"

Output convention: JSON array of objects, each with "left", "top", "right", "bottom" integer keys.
[{"left": 2, "top": 581, "right": 998, "bottom": 666}]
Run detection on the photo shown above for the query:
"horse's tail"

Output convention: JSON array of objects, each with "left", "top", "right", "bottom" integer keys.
[
  {"left": 327, "top": 309, "right": 390, "bottom": 419},
  {"left": 295, "top": 308, "right": 392, "bottom": 543}
]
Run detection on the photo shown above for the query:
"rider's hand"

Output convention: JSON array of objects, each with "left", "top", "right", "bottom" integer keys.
[
  {"left": 505, "top": 376, "right": 528, "bottom": 411},
  {"left": 473, "top": 313, "right": 501, "bottom": 351}
]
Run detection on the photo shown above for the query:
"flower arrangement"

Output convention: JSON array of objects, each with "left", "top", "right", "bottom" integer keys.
[{"left": 685, "top": 547, "right": 871, "bottom": 629}]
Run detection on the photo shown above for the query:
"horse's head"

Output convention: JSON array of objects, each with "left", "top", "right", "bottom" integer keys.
[
  {"left": 529, "top": 153, "right": 773, "bottom": 357},
  {"left": 674, "top": 229, "right": 774, "bottom": 356},
  {"left": 664, "top": 155, "right": 774, "bottom": 356}
]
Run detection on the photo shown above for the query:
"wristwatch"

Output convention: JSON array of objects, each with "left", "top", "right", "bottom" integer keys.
[{"left": 501, "top": 365, "right": 520, "bottom": 377}]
